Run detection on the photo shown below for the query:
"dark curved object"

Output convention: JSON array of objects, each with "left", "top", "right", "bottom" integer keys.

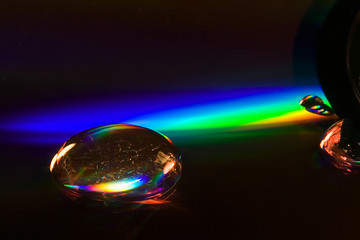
[
  {"left": 293, "top": 0, "right": 336, "bottom": 86},
  {"left": 317, "top": 0, "right": 360, "bottom": 119}
]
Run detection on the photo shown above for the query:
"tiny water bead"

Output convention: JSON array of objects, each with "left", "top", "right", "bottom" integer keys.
[
  {"left": 50, "top": 124, "right": 182, "bottom": 205},
  {"left": 299, "top": 95, "right": 323, "bottom": 108},
  {"left": 299, "top": 95, "right": 335, "bottom": 116},
  {"left": 320, "top": 119, "right": 360, "bottom": 173}
]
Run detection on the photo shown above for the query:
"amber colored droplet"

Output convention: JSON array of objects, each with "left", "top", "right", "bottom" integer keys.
[
  {"left": 320, "top": 119, "right": 360, "bottom": 173},
  {"left": 50, "top": 124, "right": 182, "bottom": 205}
]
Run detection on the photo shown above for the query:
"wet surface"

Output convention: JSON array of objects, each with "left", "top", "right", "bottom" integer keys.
[
  {"left": 4, "top": 123, "right": 360, "bottom": 240},
  {"left": 1, "top": 0, "right": 358, "bottom": 239}
]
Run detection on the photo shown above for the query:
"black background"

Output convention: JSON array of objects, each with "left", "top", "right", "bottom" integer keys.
[
  {"left": 4, "top": 1, "right": 360, "bottom": 240},
  {"left": 0, "top": 0, "right": 312, "bottom": 113}
]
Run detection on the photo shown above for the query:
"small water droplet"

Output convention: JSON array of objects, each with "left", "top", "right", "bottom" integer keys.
[
  {"left": 50, "top": 124, "right": 182, "bottom": 206},
  {"left": 299, "top": 95, "right": 334, "bottom": 116},
  {"left": 320, "top": 119, "right": 360, "bottom": 173}
]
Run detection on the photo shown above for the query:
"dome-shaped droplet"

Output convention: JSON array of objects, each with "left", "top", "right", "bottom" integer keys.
[
  {"left": 320, "top": 119, "right": 360, "bottom": 173},
  {"left": 50, "top": 124, "right": 182, "bottom": 205},
  {"left": 299, "top": 95, "right": 335, "bottom": 116},
  {"left": 299, "top": 95, "right": 323, "bottom": 108}
]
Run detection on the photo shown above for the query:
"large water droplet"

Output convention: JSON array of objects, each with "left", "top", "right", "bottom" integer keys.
[
  {"left": 320, "top": 119, "right": 360, "bottom": 173},
  {"left": 50, "top": 124, "right": 182, "bottom": 205},
  {"left": 299, "top": 95, "right": 334, "bottom": 116}
]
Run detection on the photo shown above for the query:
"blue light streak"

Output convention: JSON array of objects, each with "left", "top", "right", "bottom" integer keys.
[{"left": 0, "top": 85, "right": 329, "bottom": 144}]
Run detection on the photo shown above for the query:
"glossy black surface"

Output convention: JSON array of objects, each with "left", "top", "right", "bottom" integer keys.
[
  {"left": 4, "top": 122, "right": 360, "bottom": 240},
  {"left": 4, "top": 1, "right": 360, "bottom": 240},
  {"left": 317, "top": 0, "right": 360, "bottom": 119}
]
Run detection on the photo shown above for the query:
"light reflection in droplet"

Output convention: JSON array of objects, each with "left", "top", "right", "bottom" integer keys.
[
  {"left": 163, "top": 161, "right": 176, "bottom": 175},
  {"left": 50, "top": 124, "right": 182, "bottom": 205},
  {"left": 50, "top": 143, "right": 76, "bottom": 172},
  {"left": 299, "top": 95, "right": 335, "bottom": 116},
  {"left": 320, "top": 119, "right": 360, "bottom": 173},
  {"left": 299, "top": 95, "right": 323, "bottom": 107},
  {"left": 64, "top": 177, "right": 146, "bottom": 193}
]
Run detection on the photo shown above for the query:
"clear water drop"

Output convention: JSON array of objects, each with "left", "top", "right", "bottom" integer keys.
[
  {"left": 320, "top": 119, "right": 360, "bottom": 173},
  {"left": 50, "top": 124, "right": 182, "bottom": 205},
  {"left": 299, "top": 95, "right": 334, "bottom": 116}
]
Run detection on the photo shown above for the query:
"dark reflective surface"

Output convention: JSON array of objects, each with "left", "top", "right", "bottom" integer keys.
[
  {"left": 4, "top": 121, "right": 360, "bottom": 240},
  {"left": 348, "top": 10, "right": 360, "bottom": 98},
  {"left": 4, "top": 1, "right": 360, "bottom": 240}
]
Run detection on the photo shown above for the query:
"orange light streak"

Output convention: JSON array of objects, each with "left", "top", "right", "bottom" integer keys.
[
  {"left": 50, "top": 143, "right": 76, "bottom": 172},
  {"left": 163, "top": 161, "right": 176, "bottom": 175}
]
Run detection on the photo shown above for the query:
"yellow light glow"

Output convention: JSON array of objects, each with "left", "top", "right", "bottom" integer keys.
[
  {"left": 92, "top": 178, "right": 143, "bottom": 192},
  {"left": 163, "top": 161, "right": 175, "bottom": 175},
  {"left": 241, "top": 110, "right": 337, "bottom": 130},
  {"left": 50, "top": 153, "right": 58, "bottom": 172}
]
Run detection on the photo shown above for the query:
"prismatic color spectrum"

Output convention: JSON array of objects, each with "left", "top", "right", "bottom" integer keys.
[
  {"left": 50, "top": 124, "right": 181, "bottom": 203},
  {"left": 0, "top": 85, "right": 333, "bottom": 144}
]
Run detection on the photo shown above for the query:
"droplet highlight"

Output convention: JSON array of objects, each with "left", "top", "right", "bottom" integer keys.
[
  {"left": 320, "top": 119, "right": 360, "bottom": 173},
  {"left": 299, "top": 95, "right": 334, "bottom": 116},
  {"left": 50, "top": 124, "right": 182, "bottom": 205}
]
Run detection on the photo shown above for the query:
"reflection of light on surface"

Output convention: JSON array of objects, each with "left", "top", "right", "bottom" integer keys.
[
  {"left": 320, "top": 129, "right": 335, "bottom": 149},
  {"left": 58, "top": 143, "right": 76, "bottom": 158},
  {"left": 241, "top": 109, "right": 336, "bottom": 131},
  {"left": 50, "top": 154, "right": 59, "bottom": 172},
  {"left": 134, "top": 199, "right": 171, "bottom": 205},
  {"left": 50, "top": 143, "right": 76, "bottom": 172},
  {"left": 310, "top": 105, "right": 321, "bottom": 109},
  {"left": 0, "top": 86, "right": 332, "bottom": 144},
  {"left": 320, "top": 120, "right": 357, "bottom": 173},
  {"left": 89, "top": 125, "right": 144, "bottom": 140},
  {"left": 94, "top": 178, "right": 144, "bottom": 192},
  {"left": 299, "top": 95, "right": 318, "bottom": 106},
  {"left": 163, "top": 161, "right": 175, "bottom": 174},
  {"left": 64, "top": 177, "right": 145, "bottom": 193}
]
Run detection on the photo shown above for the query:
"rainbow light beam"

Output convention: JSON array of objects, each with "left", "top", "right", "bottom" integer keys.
[
  {"left": 64, "top": 177, "right": 145, "bottom": 193},
  {"left": 0, "top": 85, "right": 333, "bottom": 144}
]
